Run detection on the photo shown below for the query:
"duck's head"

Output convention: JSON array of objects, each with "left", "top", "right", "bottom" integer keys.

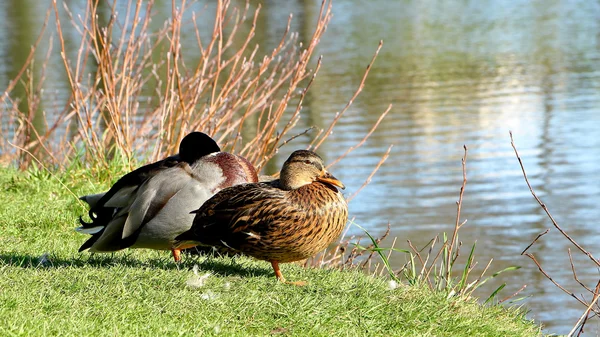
[
  {"left": 179, "top": 132, "right": 221, "bottom": 163},
  {"left": 279, "top": 150, "right": 345, "bottom": 191}
]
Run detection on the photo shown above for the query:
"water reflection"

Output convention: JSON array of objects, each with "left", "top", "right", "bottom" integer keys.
[{"left": 2, "top": 0, "right": 600, "bottom": 334}]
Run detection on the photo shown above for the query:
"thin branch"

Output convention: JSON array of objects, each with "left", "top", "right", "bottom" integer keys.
[
  {"left": 568, "top": 248, "right": 595, "bottom": 294},
  {"left": 445, "top": 145, "right": 468, "bottom": 283},
  {"left": 510, "top": 131, "right": 600, "bottom": 267},
  {"left": 277, "top": 127, "right": 315, "bottom": 150},
  {"left": 521, "top": 229, "right": 549, "bottom": 255},
  {"left": 313, "top": 40, "right": 384, "bottom": 150},
  {"left": 347, "top": 145, "right": 392, "bottom": 202},
  {"left": 327, "top": 104, "right": 392, "bottom": 168},
  {"left": 568, "top": 280, "right": 600, "bottom": 337},
  {"left": 2, "top": 6, "right": 52, "bottom": 98},
  {"left": 498, "top": 284, "right": 527, "bottom": 304},
  {"left": 524, "top": 253, "right": 596, "bottom": 313}
]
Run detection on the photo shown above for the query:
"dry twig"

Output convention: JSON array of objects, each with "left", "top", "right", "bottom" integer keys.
[{"left": 511, "top": 131, "right": 600, "bottom": 331}]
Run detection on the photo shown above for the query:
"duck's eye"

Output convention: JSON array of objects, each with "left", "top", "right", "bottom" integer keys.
[{"left": 304, "top": 159, "right": 311, "bottom": 165}]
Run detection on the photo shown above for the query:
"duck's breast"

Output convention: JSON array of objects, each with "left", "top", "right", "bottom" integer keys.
[
  {"left": 239, "top": 183, "right": 348, "bottom": 263},
  {"left": 199, "top": 152, "right": 258, "bottom": 189}
]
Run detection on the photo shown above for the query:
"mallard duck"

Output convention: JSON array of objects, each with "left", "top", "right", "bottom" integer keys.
[
  {"left": 76, "top": 131, "right": 258, "bottom": 262},
  {"left": 174, "top": 150, "right": 348, "bottom": 283}
]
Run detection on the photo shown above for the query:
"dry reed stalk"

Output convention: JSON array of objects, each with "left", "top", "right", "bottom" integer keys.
[
  {"left": 0, "top": 6, "right": 53, "bottom": 168},
  {"left": 2, "top": 0, "right": 388, "bottom": 175},
  {"left": 444, "top": 145, "right": 468, "bottom": 285}
]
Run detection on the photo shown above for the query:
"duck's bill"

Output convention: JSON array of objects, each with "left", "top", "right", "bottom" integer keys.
[{"left": 317, "top": 172, "right": 345, "bottom": 190}]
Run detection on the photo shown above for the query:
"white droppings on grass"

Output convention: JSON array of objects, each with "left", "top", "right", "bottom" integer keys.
[
  {"left": 186, "top": 264, "right": 211, "bottom": 288},
  {"left": 223, "top": 281, "right": 231, "bottom": 290},
  {"left": 214, "top": 325, "right": 221, "bottom": 334},
  {"left": 388, "top": 280, "right": 399, "bottom": 290},
  {"left": 200, "top": 290, "right": 218, "bottom": 300}
]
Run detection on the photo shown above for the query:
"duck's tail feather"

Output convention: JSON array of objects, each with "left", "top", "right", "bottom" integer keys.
[
  {"left": 75, "top": 224, "right": 104, "bottom": 235},
  {"left": 77, "top": 206, "right": 118, "bottom": 230},
  {"left": 79, "top": 192, "right": 107, "bottom": 209},
  {"left": 78, "top": 215, "right": 94, "bottom": 227},
  {"left": 78, "top": 233, "right": 102, "bottom": 252}
]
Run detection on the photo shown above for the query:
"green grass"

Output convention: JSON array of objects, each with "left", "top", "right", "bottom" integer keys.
[{"left": 0, "top": 167, "right": 542, "bottom": 336}]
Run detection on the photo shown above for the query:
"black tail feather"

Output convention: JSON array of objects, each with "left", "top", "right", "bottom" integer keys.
[
  {"left": 79, "top": 216, "right": 92, "bottom": 227},
  {"left": 78, "top": 232, "right": 102, "bottom": 252}
]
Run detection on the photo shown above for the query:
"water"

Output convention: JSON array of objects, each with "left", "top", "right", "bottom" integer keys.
[{"left": 2, "top": 0, "right": 600, "bottom": 334}]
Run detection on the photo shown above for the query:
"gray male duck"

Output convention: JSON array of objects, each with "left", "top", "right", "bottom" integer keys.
[{"left": 77, "top": 131, "right": 258, "bottom": 261}]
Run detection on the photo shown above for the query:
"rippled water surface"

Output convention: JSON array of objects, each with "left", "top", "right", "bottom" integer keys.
[{"left": 2, "top": 0, "right": 600, "bottom": 334}]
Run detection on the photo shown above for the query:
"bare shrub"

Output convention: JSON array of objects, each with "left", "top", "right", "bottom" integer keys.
[{"left": 1, "top": 0, "right": 388, "bottom": 175}]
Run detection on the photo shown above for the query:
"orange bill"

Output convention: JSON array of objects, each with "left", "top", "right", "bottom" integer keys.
[{"left": 316, "top": 171, "right": 345, "bottom": 189}]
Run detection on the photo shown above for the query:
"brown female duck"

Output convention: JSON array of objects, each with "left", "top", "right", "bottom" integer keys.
[
  {"left": 174, "top": 150, "right": 348, "bottom": 283},
  {"left": 76, "top": 131, "right": 258, "bottom": 262}
]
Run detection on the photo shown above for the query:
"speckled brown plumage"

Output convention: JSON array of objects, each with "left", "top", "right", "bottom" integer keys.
[{"left": 174, "top": 150, "right": 349, "bottom": 283}]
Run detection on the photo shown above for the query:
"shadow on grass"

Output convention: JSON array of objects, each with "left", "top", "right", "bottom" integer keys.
[{"left": 0, "top": 252, "right": 273, "bottom": 278}]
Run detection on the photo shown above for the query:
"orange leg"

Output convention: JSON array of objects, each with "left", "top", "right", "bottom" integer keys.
[
  {"left": 171, "top": 248, "right": 181, "bottom": 262},
  {"left": 271, "top": 260, "right": 286, "bottom": 282},
  {"left": 270, "top": 260, "right": 307, "bottom": 286}
]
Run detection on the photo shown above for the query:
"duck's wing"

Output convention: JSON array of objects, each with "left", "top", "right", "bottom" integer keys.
[
  {"left": 80, "top": 214, "right": 129, "bottom": 252},
  {"left": 77, "top": 156, "right": 182, "bottom": 231},
  {"left": 90, "top": 155, "right": 182, "bottom": 211},
  {"left": 175, "top": 181, "right": 285, "bottom": 246},
  {"left": 77, "top": 157, "right": 186, "bottom": 251},
  {"left": 120, "top": 163, "right": 201, "bottom": 239}
]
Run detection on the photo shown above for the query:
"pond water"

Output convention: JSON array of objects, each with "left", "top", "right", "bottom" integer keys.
[{"left": 2, "top": 0, "right": 600, "bottom": 334}]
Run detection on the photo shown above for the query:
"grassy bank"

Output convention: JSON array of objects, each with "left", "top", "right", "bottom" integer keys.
[{"left": 0, "top": 167, "right": 541, "bottom": 336}]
